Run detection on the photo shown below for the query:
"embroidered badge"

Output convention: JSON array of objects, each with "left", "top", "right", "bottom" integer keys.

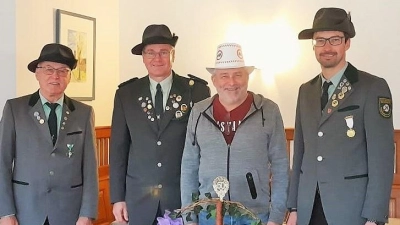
[{"left": 378, "top": 97, "right": 392, "bottom": 118}]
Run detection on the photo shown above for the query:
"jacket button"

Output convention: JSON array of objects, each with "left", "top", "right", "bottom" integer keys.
[
  {"left": 318, "top": 131, "right": 323, "bottom": 137},
  {"left": 47, "top": 188, "right": 52, "bottom": 193},
  {"left": 49, "top": 171, "right": 54, "bottom": 175},
  {"left": 157, "top": 184, "right": 163, "bottom": 188},
  {"left": 157, "top": 141, "right": 162, "bottom": 146},
  {"left": 157, "top": 163, "right": 162, "bottom": 167},
  {"left": 51, "top": 153, "right": 55, "bottom": 157},
  {"left": 317, "top": 156, "right": 323, "bottom": 161}
]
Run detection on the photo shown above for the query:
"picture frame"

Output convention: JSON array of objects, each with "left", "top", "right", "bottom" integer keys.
[{"left": 56, "top": 9, "right": 96, "bottom": 101}]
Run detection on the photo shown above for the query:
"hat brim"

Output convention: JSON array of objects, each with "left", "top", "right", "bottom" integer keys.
[
  {"left": 206, "top": 66, "right": 255, "bottom": 75},
  {"left": 28, "top": 59, "right": 43, "bottom": 73},
  {"left": 27, "top": 56, "right": 77, "bottom": 73},
  {"left": 131, "top": 36, "right": 179, "bottom": 55},
  {"left": 298, "top": 27, "right": 356, "bottom": 40}
]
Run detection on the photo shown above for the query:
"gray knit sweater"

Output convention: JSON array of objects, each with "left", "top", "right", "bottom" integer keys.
[{"left": 181, "top": 93, "right": 289, "bottom": 224}]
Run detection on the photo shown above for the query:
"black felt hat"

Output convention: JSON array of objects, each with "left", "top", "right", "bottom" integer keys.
[
  {"left": 28, "top": 43, "right": 77, "bottom": 72},
  {"left": 298, "top": 7, "right": 355, "bottom": 40},
  {"left": 131, "top": 24, "right": 178, "bottom": 55}
]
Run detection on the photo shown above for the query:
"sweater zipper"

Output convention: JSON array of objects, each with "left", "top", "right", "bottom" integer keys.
[{"left": 227, "top": 144, "right": 231, "bottom": 201}]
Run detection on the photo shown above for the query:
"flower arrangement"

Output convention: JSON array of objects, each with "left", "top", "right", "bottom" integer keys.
[
  {"left": 157, "top": 210, "right": 183, "bottom": 225},
  {"left": 157, "top": 192, "right": 262, "bottom": 225}
]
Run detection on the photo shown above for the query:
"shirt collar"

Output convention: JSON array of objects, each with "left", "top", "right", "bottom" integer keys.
[
  {"left": 39, "top": 91, "right": 64, "bottom": 106},
  {"left": 321, "top": 62, "right": 348, "bottom": 88},
  {"left": 149, "top": 73, "right": 173, "bottom": 93}
]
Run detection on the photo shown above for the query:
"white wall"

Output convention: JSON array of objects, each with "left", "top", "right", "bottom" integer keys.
[
  {"left": 15, "top": 0, "right": 119, "bottom": 126},
  {"left": 0, "top": 0, "right": 16, "bottom": 117},
  {"left": 5, "top": 1, "right": 400, "bottom": 127},
  {"left": 119, "top": 0, "right": 400, "bottom": 128}
]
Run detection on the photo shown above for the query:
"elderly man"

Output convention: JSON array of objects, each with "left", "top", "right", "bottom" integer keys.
[
  {"left": 109, "top": 24, "right": 210, "bottom": 225},
  {"left": 287, "top": 8, "right": 394, "bottom": 225},
  {"left": 181, "top": 43, "right": 289, "bottom": 225},
  {"left": 0, "top": 43, "right": 98, "bottom": 225}
]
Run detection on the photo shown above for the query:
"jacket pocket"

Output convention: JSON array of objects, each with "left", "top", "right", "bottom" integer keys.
[
  {"left": 71, "top": 183, "right": 83, "bottom": 188},
  {"left": 344, "top": 174, "right": 368, "bottom": 180},
  {"left": 67, "top": 131, "right": 83, "bottom": 135},
  {"left": 12, "top": 179, "right": 29, "bottom": 185},
  {"left": 338, "top": 105, "right": 360, "bottom": 112}
]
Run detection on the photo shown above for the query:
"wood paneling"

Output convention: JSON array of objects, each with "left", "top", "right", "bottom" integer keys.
[
  {"left": 92, "top": 126, "right": 400, "bottom": 224},
  {"left": 93, "top": 126, "right": 113, "bottom": 225},
  {"left": 391, "top": 130, "right": 400, "bottom": 218}
]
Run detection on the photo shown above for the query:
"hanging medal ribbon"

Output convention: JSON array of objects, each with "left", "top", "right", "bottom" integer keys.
[{"left": 345, "top": 115, "right": 355, "bottom": 137}]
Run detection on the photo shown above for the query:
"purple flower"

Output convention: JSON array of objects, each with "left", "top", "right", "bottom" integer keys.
[{"left": 157, "top": 210, "right": 183, "bottom": 225}]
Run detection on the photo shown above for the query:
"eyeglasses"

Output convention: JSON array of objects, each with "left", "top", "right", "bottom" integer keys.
[
  {"left": 37, "top": 65, "right": 71, "bottom": 77},
  {"left": 312, "top": 36, "right": 345, "bottom": 47},
  {"left": 142, "top": 50, "right": 172, "bottom": 59}
]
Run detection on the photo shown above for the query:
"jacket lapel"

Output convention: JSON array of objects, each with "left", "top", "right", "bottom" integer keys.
[
  {"left": 307, "top": 76, "right": 324, "bottom": 124},
  {"left": 54, "top": 95, "right": 76, "bottom": 149},
  {"left": 28, "top": 91, "right": 53, "bottom": 146},
  {"left": 319, "top": 63, "right": 359, "bottom": 125},
  {"left": 137, "top": 77, "right": 158, "bottom": 134},
  {"left": 158, "top": 74, "right": 190, "bottom": 136}
]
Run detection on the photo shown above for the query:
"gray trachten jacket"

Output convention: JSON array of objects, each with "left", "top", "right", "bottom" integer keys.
[{"left": 181, "top": 93, "right": 289, "bottom": 224}]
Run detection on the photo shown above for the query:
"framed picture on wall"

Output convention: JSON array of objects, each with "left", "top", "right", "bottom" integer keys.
[{"left": 56, "top": 9, "right": 96, "bottom": 101}]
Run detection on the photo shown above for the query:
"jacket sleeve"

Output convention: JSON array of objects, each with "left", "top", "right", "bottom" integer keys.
[
  {"left": 361, "top": 77, "right": 394, "bottom": 222},
  {"left": 109, "top": 90, "right": 131, "bottom": 203},
  {"left": 0, "top": 100, "right": 17, "bottom": 217},
  {"left": 180, "top": 106, "right": 201, "bottom": 224},
  {"left": 79, "top": 107, "right": 99, "bottom": 219},
  {"left": 287, "top": 86, "right": 305, "bottom": 209},
  {"left": 267, "top": 102, "right": 289, "bottom": 224}
]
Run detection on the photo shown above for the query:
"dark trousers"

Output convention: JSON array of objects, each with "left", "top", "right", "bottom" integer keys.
[
  {"left": 152, "top": 201, "right": 163, "bottom": 225},
  {"left": 44, "top": 217, "right": 50, "bottom": 225},
  {"left": 309, "top": 187, "right": 328, "bottom": 225}
]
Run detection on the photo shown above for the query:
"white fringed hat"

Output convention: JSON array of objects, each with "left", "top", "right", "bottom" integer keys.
[{"left": 206, "top": 43, "right": 255, "bottom": 75}]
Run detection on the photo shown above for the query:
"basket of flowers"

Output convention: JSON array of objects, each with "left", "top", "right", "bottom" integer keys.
[{"left": 157, "top": 176, "right": 262, "bottom": 225}]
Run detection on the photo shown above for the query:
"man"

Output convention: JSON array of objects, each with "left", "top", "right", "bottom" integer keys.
[
  {"left": 287, "top": 8, "right": 394, "bottom": 225},
  {"left": 0, "top": 43, "right": 98, "bottom": 225},
  {"left": 109, "top": 24, "right": 210, "bottom": 225},
  {"left": 181, "top": 43, "right": 289, "bottom": 225}
]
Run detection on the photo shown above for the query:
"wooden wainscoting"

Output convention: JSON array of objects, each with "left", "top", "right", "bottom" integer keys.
[
  {"left": 390, "top": 131, "right": 400, "bottom": 218},
  {"left": 93, "top": 126, "right": 113, "bottom": 225},
  {"left": 92, "top": 126, "right": 400, "bottom": 224}
]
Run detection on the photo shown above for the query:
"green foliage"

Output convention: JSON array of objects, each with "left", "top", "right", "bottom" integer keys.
[
  {"left": 193, "top": 205, "right": 203, "bottom": 214},
  {"left": 206, "top": 204, "right": 216, "bottom": 211},
  {"left": 185, "top": 212, "right": 192, "bottom": 222},
  {"left": 191, "top": 191, "right": 200, "bottom": 202},
  {"left": 172, "top": 192, "right": 262, "bottom": 224},
  {"left": 251, "top": 221, "right": 263, "bottom": 225}
]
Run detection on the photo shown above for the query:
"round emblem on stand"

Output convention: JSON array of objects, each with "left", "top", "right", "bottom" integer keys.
[{"left": 213, "top": 176, "right": 229, "bottom": 201}]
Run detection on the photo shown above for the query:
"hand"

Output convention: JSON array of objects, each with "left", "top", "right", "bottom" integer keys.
[
  {"left": 365, "top": 222, "right": 378, "bottom": 225},
  {"left": 0, "top": 216, "right": 18, "bottom": 225},
  {"left": 113, "top": 201, "right": 129, "bottom": 223},
  {"left": 76, "top": 217, "right": 92, "bottom": 225},
  {"left": 286, "top": 212, "right": 297, "bottom": 225}
]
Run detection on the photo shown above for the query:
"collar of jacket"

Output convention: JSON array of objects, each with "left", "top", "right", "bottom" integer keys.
[
  {"left": 311, "top": 62, "right": 359, "bottom": 85},
  {"left": 28, "top": 90, "right": 75, "bottom": 112},
  {"left": 201, "top": 92, "right": 265, "bottom": 123},
  {"left": 139, "top": 70, "right": 189, "bottom": 96}
]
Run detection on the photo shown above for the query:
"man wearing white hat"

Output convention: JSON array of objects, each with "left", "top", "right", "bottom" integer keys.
[{"left": 181, "top": 43, "right": 289, "bottom": 225}]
